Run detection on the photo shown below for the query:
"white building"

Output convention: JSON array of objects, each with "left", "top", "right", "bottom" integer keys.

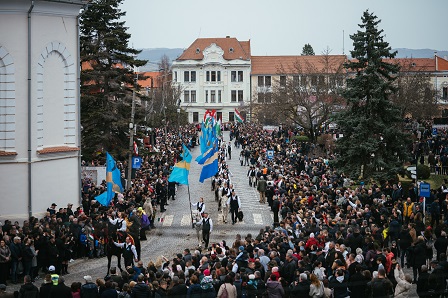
[
  {"left": 172, "top": 37, "right": 251, "bottom": 123},
  {"left": 0, "top": 0, "right": 86, "bottom": 221}
]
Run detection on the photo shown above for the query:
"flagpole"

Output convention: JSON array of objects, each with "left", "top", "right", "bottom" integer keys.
[{"left": 187, "top": 185, "right": 194, "bottom": 229}]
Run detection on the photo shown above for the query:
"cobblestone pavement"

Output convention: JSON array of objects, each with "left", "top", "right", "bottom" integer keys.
[
  {"left": 21, "top": 131, "right": 273, "bottom": 287},
  {"left": 5, "top": 131, "right": 419, "bottom": 297}
]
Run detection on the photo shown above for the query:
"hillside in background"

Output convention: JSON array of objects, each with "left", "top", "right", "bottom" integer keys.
[
  {"left": 137, "top": 48, "right": 184, "bottom": 71},
  {"left": 136, "top": 47, "right": 448, "bottom": 71},
  {"left": 393, "top": 48, "right": 448, "bottom": 59}
]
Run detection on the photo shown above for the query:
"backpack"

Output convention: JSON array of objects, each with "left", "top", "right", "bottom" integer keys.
[{"left": 220, "top": 284, "right": 229, "bottom": 298}]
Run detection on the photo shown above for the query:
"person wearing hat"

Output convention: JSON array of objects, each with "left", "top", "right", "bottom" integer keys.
[
  {"left": 81, "top": 275, "right": 98, "bottom": 298},
  {"left": 48, "top": 265, "right": 59, "bottom": 286},
  {"left": 0, "top": 283, "right": 14, "bottom": 298}
]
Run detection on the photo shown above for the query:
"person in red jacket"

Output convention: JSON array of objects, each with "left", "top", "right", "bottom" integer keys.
[{"left": 306, "top": 233, "right": 319, "bottom": 249}]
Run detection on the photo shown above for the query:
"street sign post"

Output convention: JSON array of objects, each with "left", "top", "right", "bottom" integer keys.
[{"left": 132, "top": 156, "right": 142, "bottom": 169}]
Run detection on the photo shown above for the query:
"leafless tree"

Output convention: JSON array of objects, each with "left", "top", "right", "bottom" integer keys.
[
  {"left": 255, "top": 50, "right": 345, "bottom": 142},
  {"left": 390, "top": 58, "right": 439, "bottom": 121}
]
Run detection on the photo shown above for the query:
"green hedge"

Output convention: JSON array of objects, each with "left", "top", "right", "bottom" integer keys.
[
  {"left": 293, "top": 136, "right": 310, "bottom": 142},
  {"left": 417, "top": 164, "right": 431, "bottom": 179}
]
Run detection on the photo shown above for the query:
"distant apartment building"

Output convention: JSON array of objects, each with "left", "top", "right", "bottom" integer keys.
[{"left": 171, "top": 37, "right": 251, "bottom": 123}]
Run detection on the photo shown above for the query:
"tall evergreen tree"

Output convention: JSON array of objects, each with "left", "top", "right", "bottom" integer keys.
[
  {"left": 80, "top": 0, "right": 147, "bottom": 159},
  {"left": 301, "top": 43, "right": 315, "bottom": 56},
  {"left": 334, "top": 10, "right": 410, "bottom": 181}
]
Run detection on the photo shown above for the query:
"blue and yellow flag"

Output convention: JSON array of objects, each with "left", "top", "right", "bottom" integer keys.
[
  {"left": 96, "top": 152, "right": 123, "bottom": 206},
  {"left": 168, "top": 144, "right": 192, "bottom": 185},
  {"left": 197, "top": 141, "right": 219, "bottom": 183}
]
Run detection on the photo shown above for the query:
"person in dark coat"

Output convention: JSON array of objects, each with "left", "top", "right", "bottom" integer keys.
[
  {"left": 329, "top": 269, "right": 349, "bottom": 298},
  {"left": 168, "top": 276, "right": 187, "bottom": 297},
  {"left": 349, "top": 265, "right": 368, "bottom": 297},
  {"left": 49, "top": 277, "right": 71, "bottom": 298},
  {"left": 39, "top": 275, "right": 53, "bottom": 298},
  {"left": 99, "top": 281, "right": 117, "bottom": 298},
  {"left": 416, "top": 265, "right": 431, "bottom": 298},
  {"left": 434, "top": 231, "right": 448, "bottom": 261},
  {"left": 411, "top": 236, "right": 427, "bottom": 283},
  {"left": 130, "top": 275, "right": 150, "bottom": 298},
  {"left": 18, "top": 275, "right": 39, "bottom": 298},
  {"left": 81, "top": 275, "right": 99, "bottom": 298},
  {"left": 289, "top": 273, "right": 310, "bottom": 297}
]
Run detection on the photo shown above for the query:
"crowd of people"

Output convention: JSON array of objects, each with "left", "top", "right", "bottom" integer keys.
[{"left": 1, "top": 123, "right": 448, "bottom": 297}]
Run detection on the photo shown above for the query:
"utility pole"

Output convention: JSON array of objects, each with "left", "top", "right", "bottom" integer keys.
[{"left": 127, "top": 72, "right": 137, "bottom": 190}]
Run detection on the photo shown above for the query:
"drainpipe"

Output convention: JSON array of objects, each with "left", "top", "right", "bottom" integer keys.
[{"left": 27, "top": 0, "right": 34, "bottom": 219}]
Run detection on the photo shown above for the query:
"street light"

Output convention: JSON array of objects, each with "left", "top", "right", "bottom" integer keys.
[{"left": 127, "top": 69, "right": 138, "bottom": 190}]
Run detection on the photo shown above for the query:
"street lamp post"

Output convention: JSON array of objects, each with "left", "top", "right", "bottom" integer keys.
[{"left": 127, "top": 72, "right": 137, "bottom": 190}]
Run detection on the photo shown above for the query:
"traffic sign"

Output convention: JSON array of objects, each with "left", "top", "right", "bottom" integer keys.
[
  {"left": 132, "top": 156, "right": 142, "bottom": 169},
  {"left": 420, "top": 183, "right": 431, "bottom": 198},
  {"left": 432, "top": 128, "right": 438, "bottom": 135}
]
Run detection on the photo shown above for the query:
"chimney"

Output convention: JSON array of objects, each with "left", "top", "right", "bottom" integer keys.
[
  {"left": 226, "top": 36, "right": 230, "bottom": 38},
  {"left": 435, "top": 51, "right": 438, "bottom": 71}
]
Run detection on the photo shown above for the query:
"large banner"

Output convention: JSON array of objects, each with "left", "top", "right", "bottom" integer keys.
[{"left": 81, "top": 166, "right": 106, "bottom": 185}]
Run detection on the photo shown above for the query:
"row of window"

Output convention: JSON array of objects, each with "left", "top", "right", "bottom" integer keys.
[
  {"left": 179, "top": 71, "right": 245, "bottom": 83},
  {"left": 257, "top": 75, "right": 344, "bottom": 87},
  {"left": 183, "top": 90, "right": 244, "bottom": 103},
  {"left": 192, "top": 111, "right": 237, "bottom": 123}
]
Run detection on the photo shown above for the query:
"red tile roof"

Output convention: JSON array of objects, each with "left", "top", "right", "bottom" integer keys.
[
  {"left": 177, "top": 37, "right": 251, "bottom": 61},
  {"left": 251, "top": 55, "right": 347, "bottom": 75},
  {"left": 0, "top": 151, "right": 17, "bottom": 156},
  {"left": 137, "top": 72, "right": 169, "bottom": 89},
  {"left": 37, "top": 146, "right": 79, "bottom": 154},
  {"left": 437, "top": 56, "right": 448, "bottom": 71}
]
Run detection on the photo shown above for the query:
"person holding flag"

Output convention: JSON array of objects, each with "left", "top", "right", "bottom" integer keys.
[{"left": 95, "top": 153, "right": 123, "bottom": 206}]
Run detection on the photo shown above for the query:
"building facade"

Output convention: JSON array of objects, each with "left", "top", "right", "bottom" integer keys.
[
  {"left": 0, "top": 0, "right": 86, "bottom": 220},
  {"left": 172, "top": 37, "right": 251, "bottom": 123}
]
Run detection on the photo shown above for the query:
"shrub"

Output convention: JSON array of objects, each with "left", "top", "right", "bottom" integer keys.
[
  {"left": 293, "top": 135, "right": 310, "bottom": 142},
  {"left": 417, "top": 164, "right": 430, "bottom": 179}
]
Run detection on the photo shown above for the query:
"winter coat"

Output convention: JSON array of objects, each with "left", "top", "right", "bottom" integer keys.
[
  {"left": 411, "top": 241, "right": 426, "bottom": 268},
  {"left": 18, "top": 283, "right": 39, "bottom": 298},
  {"left": 0, "top": 245, "right": 11, "bottom": 264},
  {"left": 266, "top": 280, "right": 284, "bottom": 298},
  {"left": 49, "top": 283, "right": 72, "bottom": 298},
  {"left": 130, "top": 283, "right": 150, "bottom": 298},
  {"left": 394, "top": 268, "right": 412, "bottom": 298},
  {"left": 216, "top": 283, "right": 237, "bottom": 298},
  {"left": 328, "top": 275, "right": 349, "bottom": 298}
]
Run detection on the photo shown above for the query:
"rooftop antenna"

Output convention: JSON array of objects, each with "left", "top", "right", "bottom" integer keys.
[{"left": 342, "top": 30, "right": 345, "bottom": 55}]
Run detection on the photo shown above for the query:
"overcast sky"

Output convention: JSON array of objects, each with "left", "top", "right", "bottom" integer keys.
[{"left": 119, "top": 0, "right": 447, "bottom": 56}]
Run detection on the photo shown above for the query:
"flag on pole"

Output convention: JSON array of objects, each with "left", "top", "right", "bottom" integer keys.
[
  {"left": 133, "top": 141, "right": 138, "bottom": 156},
  {"left": 197, "top": 143, "right": 219, "bottom": 183},
  {"left": 234, "top": 108, "right": 244, "bottom": 123},
  {"left": 168, "top": 144, "right": 192, "bottom": 185},
  {"left": 215, "top": 118, "right": 222, "bottom": 136},
  {"left": 95, "top": 152, "right": 123, "bottom": 206}
]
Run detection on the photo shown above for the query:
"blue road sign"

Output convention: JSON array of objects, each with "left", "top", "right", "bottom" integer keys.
[
  {"left": 132, "top": 156, "right": 142, "bottom": 169},
  {"left": 432, "top": 128, "right": 438, "bottom": 135},
  {"left": 267, "top": 150, "right": 274, "bottom": 160},
  {"left": 420, "top": 182, "right": 431, "bottom": 198}
]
